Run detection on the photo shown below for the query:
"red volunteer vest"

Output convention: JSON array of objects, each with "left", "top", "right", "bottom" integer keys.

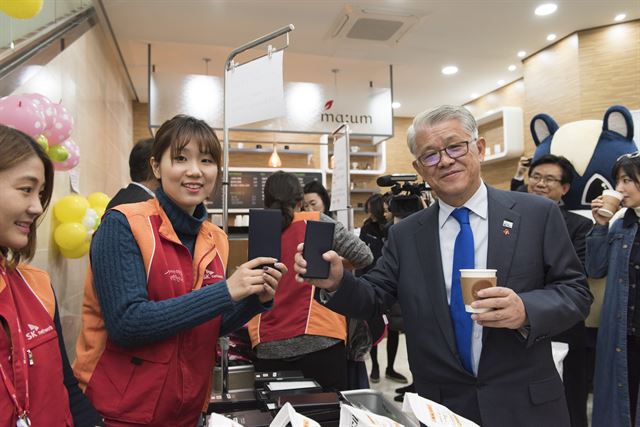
[
  {"left": 248, "top": 212, "right": 346, "bottom": 346},
  {"left": 73, "top": 200, "right": 227, "bottom": 427},
  {"left": 0, "top": 264, "right": 73, "bottom": 427}
]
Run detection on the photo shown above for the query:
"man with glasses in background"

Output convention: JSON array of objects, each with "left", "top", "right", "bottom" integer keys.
[
  {"left": 294, "top": 105, "right": 592, "bottom": 426},
  {"left": 526, "top": 154, "right": 593, "bottom": 427}
]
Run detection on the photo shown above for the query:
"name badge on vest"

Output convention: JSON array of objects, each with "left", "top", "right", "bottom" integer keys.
[{"left": 17, "top": 414, "right": 30, "bottom": 427}]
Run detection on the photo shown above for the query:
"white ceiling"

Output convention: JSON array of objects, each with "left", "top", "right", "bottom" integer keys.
[{"left": 102, "top": 0, "right": 640, "bottom": 117}]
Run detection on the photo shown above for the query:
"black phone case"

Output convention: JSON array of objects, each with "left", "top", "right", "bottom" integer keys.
[
  {"left": 248, "top": 209, "right": 282, "bottom": 263},
  {"left": 302, "top": 220, "right": 335, "bottom": 279}
]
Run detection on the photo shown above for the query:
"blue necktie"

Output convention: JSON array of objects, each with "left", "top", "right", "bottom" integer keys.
[{"left": 450, "top": 207, "right": 474, "bottom": 374}]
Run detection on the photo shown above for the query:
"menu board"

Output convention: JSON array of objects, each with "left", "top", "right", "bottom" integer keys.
[{"left": 207, "top": 171, "right": 323, "bottom": 210}]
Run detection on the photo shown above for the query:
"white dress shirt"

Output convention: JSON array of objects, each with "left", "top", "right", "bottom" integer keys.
[{"left": 438, "top": 182, "right": 488, "bottom": 375}]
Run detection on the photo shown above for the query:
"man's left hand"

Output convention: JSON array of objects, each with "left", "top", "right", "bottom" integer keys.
[{"left": 470, "top": 286, "right": 527, "bottom": 329}]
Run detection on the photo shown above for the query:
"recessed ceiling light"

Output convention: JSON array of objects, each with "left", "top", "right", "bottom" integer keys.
[
  {"left": 497, "top": 79, "right": 505, "bottom": 86},
  {"left": 508, "top": 64, "right": 517, "bottom": 71},
  {"left": 441, "top": 65, "right": 458, "bottom": 75},
  {"left": 535, "top": 3, "right": 557, "bottom": 16},
  {"left": 614, "top": 13, "right": 627, "bottom": 22},
  {"left": 546, "top": 33, "right": 557, "bottom": 41},
  {"left": 517, "top": 50, "right": 526, "bottom": 58},
  {"left": 391, "top": 101, "right": 401, "bottom": 109},
  {"left": 470, "top": 93, "right": 479, "bottom": 99}
]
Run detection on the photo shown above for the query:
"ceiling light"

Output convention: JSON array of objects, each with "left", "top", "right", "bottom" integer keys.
[
  {"left": 470, "top": 93, "right": 479, "bottom": 99},
  {"left": 508, "top": 64, "right": 517, "bottom": 71},
  {"left": 517, "top": 50, "right": 526, "bottom": 58},
  {"left": 391, "top": 101, "right": 401, "bottom": 109},
  {"left": 614, "top": 13, "right": 626, "bottom": 22},
  {"left": 535, "top": 3, "right": 557, "bottom": 16},
  {"left": 497, "top": 79, "right": 505, "bottom": 86},
  {"left": 546, "top": 33, "right": 557, "bottom": 41},
  {"left": 441, "top": 65, "right": 458, "bottom": 75}
]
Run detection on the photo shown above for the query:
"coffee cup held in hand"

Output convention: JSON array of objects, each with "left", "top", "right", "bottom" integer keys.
[
  {"left": 460, "top": 269, "right": 497, "bottom": 313},
  {"left": 597, "top": 189, "right": 623, "bottom": 218}
]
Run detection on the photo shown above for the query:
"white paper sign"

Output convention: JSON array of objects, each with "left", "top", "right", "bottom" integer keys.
[
  {"left": 269, "top": 402, "right": 320, "bottom": 427},
  {"left": 207, "top": 412, "right": 244, "bottom": 427},
  {"left": 401, "top": 393, "right": 479, "bottom": 427},
  {"left": 339, "top": 404, "right": 404, "bottom": 427},
  {"left": 225, "top": 50, "right": 285, "bottom": 128},
  {"left": 330, "top": 135, "right": 348, "bottom": 211}
]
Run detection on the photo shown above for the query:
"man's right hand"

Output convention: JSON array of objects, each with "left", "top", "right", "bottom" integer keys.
[
  {"left": 514, "top": 156, "right": 531, "bottom": 179},
  {"left": 293, "top": 243, "right": 344, "bottom": 292}
]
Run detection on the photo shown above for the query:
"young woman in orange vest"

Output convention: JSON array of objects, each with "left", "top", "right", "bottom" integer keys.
[
  {"left": 73, "top": 115, "right": 286, "bottom": 427},
  {"left": 248, "top": 171, "right": 372, "bottom": 391},
  {"left": 0, "top": 125, "right": 104, "bottom": 426}
]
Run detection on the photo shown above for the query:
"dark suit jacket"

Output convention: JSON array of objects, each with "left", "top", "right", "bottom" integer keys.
[
  {"left": 561, "top": 207, "right": 593, "bottom": 267},
  {"left": 105, "top": 183, "right": 154, "bottom": 210},
  {"left": 326, "top": 186, "right": 592, "bottom": 426}
]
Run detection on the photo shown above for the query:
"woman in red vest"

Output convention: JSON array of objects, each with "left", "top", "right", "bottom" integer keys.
[
  {"left": 0, "top": 125, "right": 103, "bottom": 426},
  {"left": 248, "top": 171, "right": 373, "bottom": 391},
  {"left": 73, "top": 115, "right": 285, "bottom": 427}
]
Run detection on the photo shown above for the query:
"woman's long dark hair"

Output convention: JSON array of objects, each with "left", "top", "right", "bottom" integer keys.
[{"left": 264, "top": 171, "right": 303, "bottom": 229}]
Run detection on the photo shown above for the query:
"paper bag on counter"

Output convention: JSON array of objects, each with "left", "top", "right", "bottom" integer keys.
[
  {"left": 207, "top": 412, "right": 245, "bottom": 427},
  {"left": 269, "top": 402, "right": 320, "bottom": 427},
  {"left": 401, "top": 393, "right": 479, "bottom": 427},
  {"left": 339, "top": 404, "right": 404, "bottom": 427}
]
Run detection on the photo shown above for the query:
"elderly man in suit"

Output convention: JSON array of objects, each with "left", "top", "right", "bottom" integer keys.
[{"left": 294, "top": 105, "right": 592, "bottom": 426}]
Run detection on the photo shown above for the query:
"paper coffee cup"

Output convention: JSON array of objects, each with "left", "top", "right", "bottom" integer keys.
[
  {"left": 460, "top": 269, "right": 497, "bottom": 313},
  {"left": 597, "top": 189, "right": 623, "bottom": 218}
]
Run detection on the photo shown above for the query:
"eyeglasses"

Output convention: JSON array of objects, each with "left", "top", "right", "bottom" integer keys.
[
  {"left": 529, "top": 174, "right": 563, "bottom": 185},
  {"left": 417, "top": 140, "right": 474, "bottom": 167},
  {"left": 617, "top": 151, "right": 640, "bottom": 162}
]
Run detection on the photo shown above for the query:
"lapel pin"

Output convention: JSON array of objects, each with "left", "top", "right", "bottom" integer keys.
[
  {"left": 503, "top": 228, "right": 510, "bottom": 236},
  {"left": 502, "top": 220, "right": 513, "bottom": 229}
]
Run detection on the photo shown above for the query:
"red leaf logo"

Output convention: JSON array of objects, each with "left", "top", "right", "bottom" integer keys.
[{"left": 324, "top": 100, "right": 334, "bottom": 110}]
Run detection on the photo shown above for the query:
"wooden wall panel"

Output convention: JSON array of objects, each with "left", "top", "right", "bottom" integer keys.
[
  {"left": 523, "top": 34, "right": 582, "bottom": 145},
  {"left": 578, "top": 21, "right": 640, "bottom": 118}
]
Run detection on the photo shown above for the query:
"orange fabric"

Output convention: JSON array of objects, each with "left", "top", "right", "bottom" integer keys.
[{"left": 9, "top": 265, "right": 56, "bottom": 319}]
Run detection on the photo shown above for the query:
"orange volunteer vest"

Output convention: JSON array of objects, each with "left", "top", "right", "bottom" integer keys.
[{"left": 73, "top": 199, "right": 228, "bottom": 427}]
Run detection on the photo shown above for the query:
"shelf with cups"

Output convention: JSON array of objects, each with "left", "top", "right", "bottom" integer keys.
[{"left": 229, "top": 147, "right": 313, "bottom": 155}]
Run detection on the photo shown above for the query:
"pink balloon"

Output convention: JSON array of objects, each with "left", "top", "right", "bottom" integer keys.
[
  {"left": 0, "top": 94, "right": 46, "bottom": 138},
  {"left": 53, "top": 139, "right": 80, "bottom": 171},
  {"left": 44, "top": 103, "right": 73, "bottom": 146},
  {"left": 23, "top": 93, "right": 56, "bottom": 131}
]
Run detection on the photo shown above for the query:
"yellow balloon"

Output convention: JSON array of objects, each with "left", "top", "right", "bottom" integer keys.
[
  {"left": 59, "top": 241, "right": 90, "bottom": 259},
  {"left": 87, "top": 192, "right": 110, "bottom": 210},
  {"left": 53, "top": 194, "right": 89, "bottom": 223},
  {"left": 0, "top": 0, "right": 44, "bottom": 19},
  {"left": 54, "top": 222, "right": 88, "bottom": 251}
]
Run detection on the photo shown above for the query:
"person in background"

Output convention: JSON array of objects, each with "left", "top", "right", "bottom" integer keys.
[
  {"left": 73, "top": 115, "right": 286, "bottom": 427},
  {"left": 353, "top": 194, "right": 389, "bottom": 388},
  {"left": 511, "top": 155, "right": 531, "bottom": 192},
  {"left": 248, "top": 171, "right": 372, "bottom": 391},
  {"left": 0, "top": 125, "right": 103, "bottom": 426},
  {"left": 303, "top": 180, "right": 331, "bottom": 216},
  {"left": 294, "top": 105, "right": 591, "bottom": 426},
  {"left": 525, "top": 154, "right": 592, "bottom": 427},
  {"left": 587, "top": 152, "right": 640, "bottom": 427},
  {"left": 106, "top": 138, "right": 158, "bottom": 210}
]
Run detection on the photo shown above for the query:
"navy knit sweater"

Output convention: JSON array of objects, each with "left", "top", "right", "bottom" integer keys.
[{"left": 90, "top": 187, "right": 267, "bottom": 347}]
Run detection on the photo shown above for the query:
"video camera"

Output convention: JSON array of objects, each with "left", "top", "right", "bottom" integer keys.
[{"left": 376, "top": 174, "right": 431, "bottom": 219}]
